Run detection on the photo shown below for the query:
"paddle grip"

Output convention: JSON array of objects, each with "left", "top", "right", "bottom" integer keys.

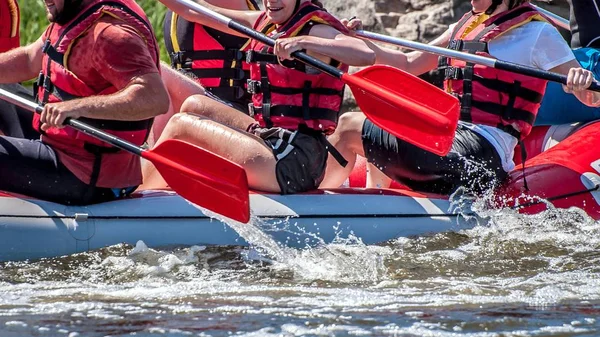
[
  {"left": 0, "top": 87, "right": 143, "bottom": 155},
  {"left": 495, "top": 60, "right": 600, "bottom": 92}
]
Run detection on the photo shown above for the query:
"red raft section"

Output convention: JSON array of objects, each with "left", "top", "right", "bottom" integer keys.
[
  {"left": 349, "top": 122, "right": 600, "bottom": 220},
  {"left": 500, "top": 121, "right": 600, "bottom": 219}
]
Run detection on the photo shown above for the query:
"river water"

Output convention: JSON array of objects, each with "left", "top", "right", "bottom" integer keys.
[{"left": 1, "top": 198, "right": 600, "bottom": 337}]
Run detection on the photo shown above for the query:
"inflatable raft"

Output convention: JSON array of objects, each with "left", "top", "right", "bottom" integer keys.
[
  {"left": 0, "top": 188, "right": 462, "bottom": 262},
  {"left": 1, "top": 121, "right": 599, "bottom": 262}
]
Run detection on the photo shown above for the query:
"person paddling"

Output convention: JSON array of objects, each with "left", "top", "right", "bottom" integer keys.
[
  {"left": 164, "top": 0, "right": 259, "bottom": 113},
  {"left": 151, "top": 0, "right": 260, "bottom": 141},
  {"left": 536, "top": 0, "right": 600, "bottom": 125},
  {"left": 142, "top": 0, "right": 375, "bottom": 194},
  {"left": 0, "top": 0, "right": 169, "bottom": 205},
  {"left": 315, "top": 0, "right": 600, "bottom": 194}
]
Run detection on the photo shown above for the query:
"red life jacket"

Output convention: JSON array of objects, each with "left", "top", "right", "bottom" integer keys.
[
  {"left": 164, "top": 0, "right": 259, "bottom": 106},
  {"left": 0, "top": 0, "right": 19, "bottom": 53},
  {"left": 246, "top": 2, "right": 349, "bottom": 135},
  {"left": 440, "top": 4, "right": 549, "bottom": 140},
  {"left": 33, "top": 0, "right": 159, "bottom": 187}
]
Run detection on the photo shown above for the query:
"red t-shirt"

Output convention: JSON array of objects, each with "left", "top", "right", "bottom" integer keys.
[
  {"left": 47, "top": 16, "right": 159, "bottom": 188},
  {"left": 0, "top": 0, "right": 19, "bottom": 52}
]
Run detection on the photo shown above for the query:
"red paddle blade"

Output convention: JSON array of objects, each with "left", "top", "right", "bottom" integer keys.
[
  {"left": 142, "top": 139, "right": 250, "bottom": 223},
  {"left": 343, "top": 65, "right": 460, "bottom": 156}
]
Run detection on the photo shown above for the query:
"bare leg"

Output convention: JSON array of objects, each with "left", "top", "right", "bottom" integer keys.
[
  {"left": 140, "top": 112, "right": 280, "bottom": 192},
  {"left": 180, "top": 94, "right": 255, "bottom": 130},
  {"left": 320, "top": 111, "right": 367, "bottom": 188},
  {"left": 365, "top": 163, "right": 392, "bottom": 188}
]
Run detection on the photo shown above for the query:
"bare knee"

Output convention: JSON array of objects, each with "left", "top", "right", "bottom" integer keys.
[
  {"left": 334, "top": 111, "right": 366, "bottom": 151},
  {"left": 161, "top": 112, "right": 202, "bottom": 140},
  {"left": 181, "top": 94, "right": 213, "bottom": 116}
]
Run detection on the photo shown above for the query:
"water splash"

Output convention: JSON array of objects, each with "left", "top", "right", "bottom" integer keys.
[{"left": 201, "top": 209, "right": 393, "bottom": 284}]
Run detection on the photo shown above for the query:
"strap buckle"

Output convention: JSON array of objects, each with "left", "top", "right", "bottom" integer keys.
[
  {"left": 41, "top": 39, "right": 51, "bottom": 53},
  {"left": 444, "top": 67, "right": 463, "bottom": 80},
  {"left": 448, "top": 39, "right": 463, "bottom": 51},
  {"left": 246, "top": 80, "right": 261, "bottom": 94},
  {"left": 245, "top": 50, "right": 257, "bottom": 63},
  {"left": 248, "top": 103, "right": 257, "bottom": 117},
  {"left": 170, "top": 51, "right": 184, "bottom": 67},
  {"left": 42, "top": 74, "right": 53, "bottom": 93}
]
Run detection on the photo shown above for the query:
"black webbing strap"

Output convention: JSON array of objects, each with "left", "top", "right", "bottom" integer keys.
[{"left": 259, "top": 62, "right": 272, "bottom": 128}]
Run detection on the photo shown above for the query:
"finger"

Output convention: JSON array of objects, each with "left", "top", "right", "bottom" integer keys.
[
  {"left": 53, "top": 110, "right": 63, "bottom": 127},
  {"left": 56, "top": 112, "right": 66, "bottom": 128},
  {"left": 585, "top": 73, "right": 594, "bottom": 88},
  {"left": 572, "top": 71, "right": 582, "bottom": 90},
  {"left": 562, "top": 84, "right": 573, "bottom": 93},
  {"left": 566, "top": 70, "right": 575, "bottom": 90},
  {"left": 40, "top": 106, "right": 48, "bottom": 125}
]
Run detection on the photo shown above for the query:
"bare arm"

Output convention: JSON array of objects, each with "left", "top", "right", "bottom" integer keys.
[
  {"left": 160, "top": 62, "right": 205, "bottom": 112},
  {"left": 274, "top": 24, "right": 376, "bottom": 66},
  {"left": 550, "top": 59, "right": 600, "bottom": 107},
  {"left": 0, "top": 36, "right": 44, "bottom": 83},
  {"left": 40, "top": 72, "right": 170, "bottom": 130},
  {"left": 70, "top": 73, "right": 168, "bottom": 120},
  {"left": 367, "top": 28, "right": 451, "bottom": 75},
  {"left": 158, "top": 0, "right": 262, "bottom": 37}
]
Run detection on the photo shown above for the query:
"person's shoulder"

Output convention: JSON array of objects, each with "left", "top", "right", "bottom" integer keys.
[
  {"left": 89, "top": 15, "right": 147, "bottom": 43},
  {"left": 518, "top": 20, "right": 553, "bottom": 32}
]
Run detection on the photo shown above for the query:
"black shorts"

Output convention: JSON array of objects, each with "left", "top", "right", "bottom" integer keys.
[
  {"left": 0, "top": 136, "right": 122, "bottom": 205},
  {"left": 0, "top": 83, "right": 40, "bottom": 139},
  {"left": 362, "top": 119, "right": 507, "bottom": 195},
  {"left": 252, "top": 126, "right": 328, "bottom": 194}
]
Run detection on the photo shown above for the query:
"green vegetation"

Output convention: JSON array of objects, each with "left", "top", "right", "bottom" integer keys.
[{"left": 19, "top": 0, "right": 170, "bottom": 62}]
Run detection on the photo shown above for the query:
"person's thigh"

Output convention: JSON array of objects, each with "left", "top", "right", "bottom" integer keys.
[
  {"left": 159, "top": 113, "right": 281, "bottom": 192},
  {"left": 362, "top": 121, "right": 505, "bottom": 194},
  {"left": 0, "top": 137, "right": 101, "bottom": 204},
  {"left": 0, "top": 83, "right": 39, "bottom": 139}
]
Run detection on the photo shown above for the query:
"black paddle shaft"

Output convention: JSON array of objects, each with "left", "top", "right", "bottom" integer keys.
[
  {"left": 227, "top": 20, "right": 345, "bottom": 79},
  {"left": 495, "top": 60, "right": 600, "bottom": 91},
  {"left": 0, "top": 88, "right": 143, "bottom": 155},
  {"left": 356, "top": 29, "right": 600, "bottom": 92}
]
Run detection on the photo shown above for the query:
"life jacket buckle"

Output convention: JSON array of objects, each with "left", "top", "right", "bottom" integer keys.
[
  {"left": 43, "top": 74, "right": 54, "bottom": 93},
  {"left": 448, "top": 39, "right": 463, "bottom": 51},
  {"left": 247, "top": 80, "right": 261, "bottom": 94},
  {"left": 42, "top": 39, "right": 51, "bottom": 53},
  {"left": 248, "top": 103, "right": 256, "bottom": 117},
  {"left": 170, "top": 51, "right": 184, "bottom": 67},
  {"left": 444, "top": 67, "right": 463, "bottom": 80},
  {"left": 35, "top": 72, "right": 44, "bottom": 88},
  {"left": 246, "top": 50, "right": 257, "bottom": 63}
]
